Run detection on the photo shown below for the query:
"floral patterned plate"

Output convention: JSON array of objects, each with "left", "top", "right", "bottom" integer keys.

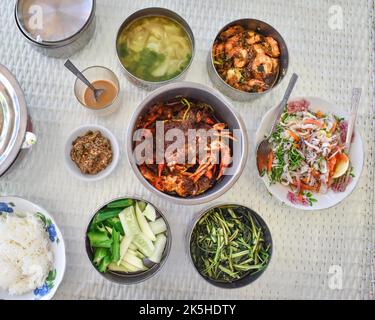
[
  {"left": 0, "top": 196, "right": 66, "bottom": 300},
  {"left": 255, "top": 97, "right": 364, "bottom": 211}
]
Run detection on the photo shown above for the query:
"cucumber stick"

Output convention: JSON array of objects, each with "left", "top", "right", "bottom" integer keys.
[
  {"left": 119, "top": 235, "right": 134, "bottom": 265},
  {"left": 129, "top": 243, "right": 137, "bottom": 251},
  {"left": 135, "top": 203, "right": 156, "bottom": 241},
  {"left": 149, "top": 234, "right": 167, "bottom": 264},
  {"left": 127, "top": 248, "right": 145, "bottom": 259},
  {"left": 133, "top": 233, "right": 155, "bottom": 257},
  {"left": 119, "top": 206, "right": 140, "bottom": 237},
  {"left": 149, "top": 218, "right": 167, "bottom": 234},
  {"left": 108, "top": 262, "right": 129, "bottom": 273},
  {"left": 121, "top": 261, "right": 141, "bottom": 272},
  {"left": 143, "top": 203, "right": 156, "bottom": 221},
  {"left": 137, "top": 201, "right": 147, "bottom": 212},
  {"left": 123, "top": 251, "right": 146, "bottom": 270}
]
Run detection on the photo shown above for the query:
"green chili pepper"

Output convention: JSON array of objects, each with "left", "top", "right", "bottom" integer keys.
[
  {"left": 94, "top": 208, "right": 123, "bottom": 224},
  {"left": 93, "top": 247, "right": 109, "bottom": 265},
  {"left": 106, "top": 198, "right": 133, "bottom": 209},
  {"left": 111, "top": 229, "right": 120, "bottom": 263},
  {"left": 87, "top": 231, "right": 112, "bottom": 248},
  {"left": 98, "top": 255, "right": 111, "bottom": 273},
  {"left": 104, "top": 217, "right": 124, "bottom": 236}
]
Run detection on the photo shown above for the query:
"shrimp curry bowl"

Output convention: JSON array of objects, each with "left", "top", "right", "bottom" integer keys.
[
  {"left": 208, "top": 19, "right": 289, "bottom": 100},
  {"left": 127, "top": 82, "right": 248, "bottom": 205}
]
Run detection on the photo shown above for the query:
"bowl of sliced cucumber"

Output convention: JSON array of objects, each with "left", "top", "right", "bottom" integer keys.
[{"left": 85, "top": 196, "right": 171, "bottom": 284}]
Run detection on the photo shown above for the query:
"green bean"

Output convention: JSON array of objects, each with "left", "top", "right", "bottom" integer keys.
[{"left": 190, "top": 205, "right": 271, "bottom": 283}]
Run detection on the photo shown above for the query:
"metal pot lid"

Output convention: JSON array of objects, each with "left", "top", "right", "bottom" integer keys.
[
  {"left": 0, "top": 64, "right": 28, "bottom": 176},
  {"left": 15, "top": 0, "right": 95, "bottom": 45}
]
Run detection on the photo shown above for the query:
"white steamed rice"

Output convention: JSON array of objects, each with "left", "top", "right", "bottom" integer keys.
[{"left": 0, "top": 213, "right": 53, "bottom": 295}]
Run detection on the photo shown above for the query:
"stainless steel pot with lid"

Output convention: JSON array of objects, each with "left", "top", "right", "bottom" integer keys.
[
  {"left": 15, "top": 0, "right": 96, "bottom": 58},
  {"left": 0, "top": 64, "right": 35, "bottom": 177}
]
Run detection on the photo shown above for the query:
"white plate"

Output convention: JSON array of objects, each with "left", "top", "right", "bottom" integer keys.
[
  {"left": 0, "top": 196, "right": 66, "bottom": 300},
  {"left": 64, "top": 124, "right": 120, "bottom": 182},
  {"left": 255, "top": 97, "right": 364, "bottom": 211}
]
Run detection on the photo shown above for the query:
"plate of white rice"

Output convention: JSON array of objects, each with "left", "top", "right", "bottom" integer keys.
[{"left": 0, "top": 196, "right": 66, "bottom": 300}]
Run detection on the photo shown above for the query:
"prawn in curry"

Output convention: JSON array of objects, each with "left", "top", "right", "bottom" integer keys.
[{"left": 212, "top": 25, "right": 281, "bottom": 93}]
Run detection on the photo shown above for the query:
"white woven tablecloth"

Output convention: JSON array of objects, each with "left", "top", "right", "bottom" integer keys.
[{"left": 0, "top": 0, "right": 374, "bottom": 300}]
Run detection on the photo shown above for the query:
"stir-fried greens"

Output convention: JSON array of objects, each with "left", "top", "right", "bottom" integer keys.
[
  {"left": 190, "top": 205, "right": 271, "bottom": 283},
  {"left": 264, "top": 99, "right": 353, "bottom": 205}
]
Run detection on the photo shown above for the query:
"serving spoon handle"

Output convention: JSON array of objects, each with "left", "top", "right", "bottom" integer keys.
[
  {"left": 269, "top": 73, "right": 298, "bottom": 135},
  {"left": 64, "top": 59, "right": 96, "bottom": 92},
  {"left": 256, "top": 73, "right": 298, "bottom": 175}
]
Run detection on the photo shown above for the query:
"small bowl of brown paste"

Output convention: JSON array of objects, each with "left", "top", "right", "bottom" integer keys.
[{"left": 64, "top": 124, "right": 119, "bottom": 181}]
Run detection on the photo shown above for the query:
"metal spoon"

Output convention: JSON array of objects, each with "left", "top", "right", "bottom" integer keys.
[
  {"left": 64, "top": 59, "right": 105, "bottom": 102},
  {"left": 256, "top": 73, "right": 298, "bottom": 175}
]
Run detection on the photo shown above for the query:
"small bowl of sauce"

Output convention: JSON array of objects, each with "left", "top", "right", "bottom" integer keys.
[{"left": 74, "top": 66, "right": 120, "bottom": 115}]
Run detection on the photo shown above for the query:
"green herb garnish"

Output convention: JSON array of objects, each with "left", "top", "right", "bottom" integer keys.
[{"left": 304, "top": 192, "right": 318, "bottom": 206}]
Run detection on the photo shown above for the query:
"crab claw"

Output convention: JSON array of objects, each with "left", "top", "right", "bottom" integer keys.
[
  {"left": 205, "top": 169, "right": 213, "bottom": 179},
  {"left": 217, "top": 162, "right": 228, "bottom": 180},
  {"left": 213, "top": 123, "right": 226, "bottom": 131}
]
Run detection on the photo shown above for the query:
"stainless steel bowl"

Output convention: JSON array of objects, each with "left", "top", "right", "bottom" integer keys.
[
  {"left": 85, "top": 196, "right": 172, "bottom": 285},
  {"left": 207, "top": 19, "right": 289, "bottom": 101},
  {"left": 0, "top": 64, "right": 36, "bottom": 177},
  {"left": 15, "top": 0, "right": 96, "bottom": 58},
  {"left": 187, "top": 203, "right": 273, "bottom": 289},
  {"left": 115, "top": 7, "right": 195, "bottom": 90},
  {"left": 127, "top": 81, "right": 248, "bottom": 205}
]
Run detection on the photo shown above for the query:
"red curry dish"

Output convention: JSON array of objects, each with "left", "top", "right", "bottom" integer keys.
[
  {"left": 212, "top": 25, "right": 281, "bottom": 93},
  {"left": 135, "top": 97, "right": 234, "bottom": 197}
]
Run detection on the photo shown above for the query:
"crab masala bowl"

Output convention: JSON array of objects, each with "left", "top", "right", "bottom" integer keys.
[{"left": 134, "top": 96, "right": 238, "bottom": 198}]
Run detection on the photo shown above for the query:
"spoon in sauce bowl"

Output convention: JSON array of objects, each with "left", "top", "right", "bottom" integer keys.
[{"left": 64, "top": 59, "right": 105, "bottom": 102}]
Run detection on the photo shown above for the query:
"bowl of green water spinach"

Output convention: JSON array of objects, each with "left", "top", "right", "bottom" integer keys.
[{"left": 189, "top": 204, "right": 272, "bottom": 288}]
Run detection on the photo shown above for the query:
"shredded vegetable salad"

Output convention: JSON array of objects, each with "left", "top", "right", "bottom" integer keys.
[{"left": 265, "top": 99, "right": 354, "bottom": 206}]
